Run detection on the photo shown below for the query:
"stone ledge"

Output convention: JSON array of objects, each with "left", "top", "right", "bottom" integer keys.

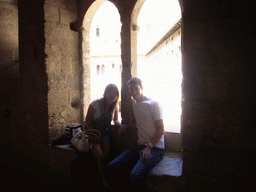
[
  {"left": 52, "top": 144, "right": 185, "bottom": 191},
  {"left": 51, "top": 144, "right": 77, "bottom": 153},
  {"left": 147, "top": 151, "right": 183, "bottom": 192},
  {"left": 148, "top": 151, "right": 183, "bottom": 177}
]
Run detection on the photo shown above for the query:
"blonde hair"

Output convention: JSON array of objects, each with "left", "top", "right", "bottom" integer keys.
[{"left": 102, "top": 84, "right": 119, "bottom": 112}]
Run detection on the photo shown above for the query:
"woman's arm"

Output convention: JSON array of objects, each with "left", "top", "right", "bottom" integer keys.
[
  {"left": 85, "top": 104, "right": 96, "bottom": 130},
  {"left": 113, "top": 109, "right": 121, "bottom": 127},
  {"left": 85, "top": 104, "right": 100, "bottom": 142}
]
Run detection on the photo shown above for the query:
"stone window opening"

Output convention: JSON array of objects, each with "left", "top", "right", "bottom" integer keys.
[
  {"left": 135, "top": 0, "right": 182, "bottom": 133},
  {"left": 82, "top": 0, "right": 182, "bottom": 134},
  {"left": 96, "top": 26, "right": 100, "bottom": 37},
  {"left": 97, "top": 65, "right": 100, "bottom": 75},
  {"left": 83, "top": 0, "right": 122, "bottom": 116},
  {"left": 101, "top": 65, "right": 105, "bottom": 75}
]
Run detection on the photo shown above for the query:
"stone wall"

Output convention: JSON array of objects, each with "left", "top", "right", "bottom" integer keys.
[
  {"left": 0, "top": 0, "right": 18, "bottom": 78},
  {"left": 181, "top": 1, "right": 255, "bottom": 182},
  {"left": 0, "top": 0, "right": 255, "bottom": 189},
  {"left": 0, "top": 0, "right": 18, "bottom": 146},
  {"left": 44, "top": 0, "right": 80, "bottom": 142}
]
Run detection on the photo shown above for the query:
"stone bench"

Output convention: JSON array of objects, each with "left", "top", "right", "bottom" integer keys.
[
  {"left": 108, "top": 126, "right": 184, "bottom": 191},
  {"left": 52, "top": 126, "right": 184, "bottom": 191},
  {"left": 53, "top": 145, "right": 184, "bottom": 191},
  {"left": 147, "top": 151, "right": 183, "bottom": 192}
]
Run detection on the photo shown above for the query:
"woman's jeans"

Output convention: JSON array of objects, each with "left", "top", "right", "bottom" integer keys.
[{"left": 107, "top": 145, "right": 164, "bottom": 190}]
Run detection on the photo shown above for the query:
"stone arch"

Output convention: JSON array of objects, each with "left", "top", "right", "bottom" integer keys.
[
  {"left": 78, "top": 0, "right": 184, "bottom": 122},
  {"left": 81, "top": 0, "right": 120, "bottom": 118},
  {"left": 130, "top": 0, "right": 145, "bottom": 77}
]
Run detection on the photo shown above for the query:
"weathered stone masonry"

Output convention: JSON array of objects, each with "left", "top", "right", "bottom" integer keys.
[{"left": 0, "top": 0, "right": 255, "bottom": 190}]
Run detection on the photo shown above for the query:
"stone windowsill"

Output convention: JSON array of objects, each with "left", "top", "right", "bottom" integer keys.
[{"left": 51, "top": 144, "right": 77, "bottom": 153}]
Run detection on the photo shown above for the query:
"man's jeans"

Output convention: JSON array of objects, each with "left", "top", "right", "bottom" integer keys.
[{"left": 107, "top": 145, "right": 164, "bottom": 190}]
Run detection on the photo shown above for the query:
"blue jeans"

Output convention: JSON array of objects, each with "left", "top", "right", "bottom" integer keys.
[{"left": 107, "top": 145, "right": 164, "bottom": 191}]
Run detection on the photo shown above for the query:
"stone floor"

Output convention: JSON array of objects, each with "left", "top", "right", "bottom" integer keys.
[
  {"left": 0, "top": 146, "right": 71, "bottom": 191},
  {"left": 1, "top": 145, "right": 255, "bottom": 191}
]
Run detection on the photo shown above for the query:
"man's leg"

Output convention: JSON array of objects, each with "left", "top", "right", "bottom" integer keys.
[
  {"left": 107, "top": 145, "right": 140, "bottom": 190},
  {"left": 129, "top": 146, "right": 165, "bottom": 190}
]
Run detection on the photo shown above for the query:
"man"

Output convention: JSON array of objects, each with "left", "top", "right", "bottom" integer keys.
[{"left": 107, "top": 77, "right": 165, "bottom": 191}]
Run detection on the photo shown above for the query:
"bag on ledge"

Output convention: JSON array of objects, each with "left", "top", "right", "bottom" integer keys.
[
  {"left": 71, "top": 129, "right": 101, "bottom": 152},
  {"left": 66, "top": 119, "right": 82, "bottom": 140}
]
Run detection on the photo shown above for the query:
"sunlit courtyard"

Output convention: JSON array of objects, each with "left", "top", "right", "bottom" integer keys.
[{"left": 90, "top": 0, "right": 182, "bottom": 132}]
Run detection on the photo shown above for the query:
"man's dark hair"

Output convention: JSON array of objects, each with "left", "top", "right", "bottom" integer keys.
[{"left": 127, "top": 77, "right": 143, "bottom": 87}]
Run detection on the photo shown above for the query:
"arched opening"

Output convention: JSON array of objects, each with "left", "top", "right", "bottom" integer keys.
[
  {"left": 82, "top": 0, "right": 121, "bottom": 119},
  {"left": 89, "top": 1, "right": 121, "bottom": 102},
  {"left": 132, "top": 0, "right": 182, "bottom": 133}
]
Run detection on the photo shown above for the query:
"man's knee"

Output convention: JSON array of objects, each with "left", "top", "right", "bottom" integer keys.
[
  {"left": 107, "top": 161, "right": 113, "bottom": 172},
  {"left": 107, "top": 160, "right": 118, "bottom": 173},
  {"left": 129, "top": 172, "right": 137, "bottom": 183},
  {"left": 129, "top": 171, "right": 143, "bottom": 183},
  {"left": 129, "top": 171, "right": 146, "bottom": 189}
]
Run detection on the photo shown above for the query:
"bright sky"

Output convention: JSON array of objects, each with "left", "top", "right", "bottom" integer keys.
[
  {"left": 138, "top": 0, "right": 181, "bottom": 54},
  {"left": 90, "top": 1, "right": 121, "bottom": 56}
]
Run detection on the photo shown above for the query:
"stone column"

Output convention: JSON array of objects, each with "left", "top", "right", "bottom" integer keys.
[
  {"left": 120, "top": 15, "right": 133, "bottom": 124},
  {"left": 181, "top": 4, "right": 209, "bottom": 176},
  {"left": 80, "top": 26, "right": 91, "bottom": 124}
]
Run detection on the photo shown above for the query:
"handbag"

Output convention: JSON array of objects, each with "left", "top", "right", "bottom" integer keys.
[
  {"left": 66, "top": 119, "right": 82, "bottom": 140},
  {"left": 70, "top": 129, "right": 101, "bottom": 152}
]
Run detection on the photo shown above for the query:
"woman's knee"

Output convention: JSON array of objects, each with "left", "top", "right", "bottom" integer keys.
[{"left": 91, "top": 146, "right": 105, "bottom": 161}]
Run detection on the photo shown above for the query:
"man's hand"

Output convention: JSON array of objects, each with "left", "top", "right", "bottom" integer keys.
[
  {"left": 118, "top": 125, "right": 127, "bottom": 139},
  {"left": 140, "top": 146, "right": 152, "bottom": 164}
]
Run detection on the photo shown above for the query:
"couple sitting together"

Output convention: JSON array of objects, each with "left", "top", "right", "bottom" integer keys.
[{"left": 85, "top": 77, "right": 165, "bottom": 191}]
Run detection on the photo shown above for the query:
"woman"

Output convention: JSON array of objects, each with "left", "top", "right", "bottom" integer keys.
[{"left": 85, "top": 84, "right": 121, "bottom": 191}]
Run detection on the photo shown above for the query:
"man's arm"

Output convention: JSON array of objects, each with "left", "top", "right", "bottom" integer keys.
[
  {"left": 140, "top": 119, "right": 164, "bottom": 164},
  {"left": 149, "top": 119, "right": 165, "bottom": 147}
]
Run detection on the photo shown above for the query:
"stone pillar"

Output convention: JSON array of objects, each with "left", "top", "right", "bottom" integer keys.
[
  {"left": 16, "top": 0, "right": 49, "bottom": 159},
  {"left": 181, "top": 0, "right": 219, "bottom": 176},
  {"left": 120, "top": 15, "right": 133, "bottom": 124},
  {"left": 130, "top": 0, "right": 146, "bottom": 77},
  {"left": 181, "top": 13, "right": 209, "bottom": 175},
  {"left": 80, "top": 26, "right": 91, "bottom": 123},
  {"left": 181, "top": 0, "right": 256, "bottom": 182}
]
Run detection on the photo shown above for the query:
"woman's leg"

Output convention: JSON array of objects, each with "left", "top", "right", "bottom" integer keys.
[
  {"left": 91, "top": 142, "right": 111, "bottom": 191},
  {"left": 101, "top": 142, "right": 110, "bottom": 163}
]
